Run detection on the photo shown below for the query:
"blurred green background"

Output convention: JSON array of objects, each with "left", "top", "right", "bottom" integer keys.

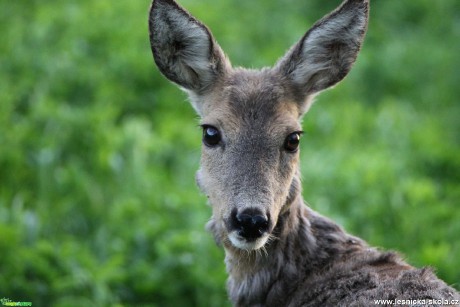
[{"left": 1, "top": 0, "right": 459, "bottom": 306}]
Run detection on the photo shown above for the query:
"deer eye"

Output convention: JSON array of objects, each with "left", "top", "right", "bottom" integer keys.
[
  {"left": 202, "top": 125, "right": 221, "bottom": 147},
  {"left": 284, "top": 132, "right": 302, "bottom": 152}
]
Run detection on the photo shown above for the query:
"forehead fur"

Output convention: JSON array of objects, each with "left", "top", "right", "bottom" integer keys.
[{"left": 201, "top": 68, "right": 302, "bottom": 132}]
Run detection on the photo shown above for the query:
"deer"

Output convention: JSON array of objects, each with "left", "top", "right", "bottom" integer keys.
[{"left": 148, "top": 0, "right": 460, "bottom": 305}]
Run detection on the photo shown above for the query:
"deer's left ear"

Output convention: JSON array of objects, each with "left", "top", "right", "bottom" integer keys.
[
  {"left": 149, "top": 0, "right": 229, "bottom": 97},
  {"left": 275, "top": 0, "right": 369, "bottom": 109}
]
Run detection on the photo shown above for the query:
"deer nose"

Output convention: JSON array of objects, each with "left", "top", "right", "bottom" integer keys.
[{"left": 233, "top": 209, "right": 269, "bottom": 241}]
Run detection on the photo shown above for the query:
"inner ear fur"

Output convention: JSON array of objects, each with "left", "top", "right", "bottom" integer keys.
[
  {"left": 148, "top": 0, "right": 228, "bottom": 94},
  {"left": 275, "top": 0, "right": 369, "bottom": 104}
]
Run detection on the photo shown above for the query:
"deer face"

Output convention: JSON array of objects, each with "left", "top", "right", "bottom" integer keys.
[
  {"left": 195, "top": 70, "right": 304, "bottom": 250},
  {"left": 148, "top": 0, "right": 368, "bottom": 251}
]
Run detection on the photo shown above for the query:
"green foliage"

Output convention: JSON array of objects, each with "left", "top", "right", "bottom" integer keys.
[{"left": 0, "top": 0, "right": 459, "bottom": 305}]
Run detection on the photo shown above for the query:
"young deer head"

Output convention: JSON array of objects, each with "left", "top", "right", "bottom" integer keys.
[{"left": 149, "top": 0, "right": 368, "bottom": 252}]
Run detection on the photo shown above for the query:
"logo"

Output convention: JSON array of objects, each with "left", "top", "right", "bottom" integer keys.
[{"left": 1, "top": 298, "right": 32, "bottom": 306}]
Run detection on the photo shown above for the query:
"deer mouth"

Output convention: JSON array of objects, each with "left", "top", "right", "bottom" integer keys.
[{"left": 228, "top": 231, "right": 270, "bottom": 251}]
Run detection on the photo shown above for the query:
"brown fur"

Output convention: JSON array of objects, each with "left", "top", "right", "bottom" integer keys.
[{"left": 148, "top": 0, "right": 460, "bottom": 305}]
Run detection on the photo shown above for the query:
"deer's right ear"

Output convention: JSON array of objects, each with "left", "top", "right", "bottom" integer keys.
[{"left": 149, "top": 0, "right": 229, "bottom": 99}]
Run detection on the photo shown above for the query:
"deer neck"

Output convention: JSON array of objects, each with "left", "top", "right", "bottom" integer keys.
[
  {"left": 222, "top": 196, "right": 315, "bottom": 305},
  {"left": 223, "top": 194, "right": 366, "bottom": 306}
]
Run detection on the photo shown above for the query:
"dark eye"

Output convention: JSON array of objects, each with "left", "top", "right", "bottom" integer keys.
[
  {"left": 284, "top": 132, "right": 302, "bottom": 152},
  {"left": 202, "top": 125, "right": 221, "bottom": 147}
]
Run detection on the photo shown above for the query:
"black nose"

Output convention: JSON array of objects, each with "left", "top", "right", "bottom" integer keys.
[{"left": 232, "top": 208, "right": 269, "bottom": 241}]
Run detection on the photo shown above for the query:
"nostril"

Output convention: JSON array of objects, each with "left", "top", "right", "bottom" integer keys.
[
  {"left": 237, "top": 214, "right": 268, "bottom": 229},
  {"left": 252, "top": 215, "right": 269, "bottom": 232},
  {"left": 233, "top": 209, "right": 269, "bottom": 240},
  {"left": 237, "top": 213, "right": 253, "bottom": 225}
]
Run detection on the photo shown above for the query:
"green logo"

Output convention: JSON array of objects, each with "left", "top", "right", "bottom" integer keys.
[{"left": 1, "top": 298, "right": 32, "bottom": 306}]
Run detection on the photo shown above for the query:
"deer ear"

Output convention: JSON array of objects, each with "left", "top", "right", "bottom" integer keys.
[
  {"left": 149, "top": 0, "right": 229, "bottom": 95},
  {"left": 276, "top": 0, "right": 369, "bottom": 107}
]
